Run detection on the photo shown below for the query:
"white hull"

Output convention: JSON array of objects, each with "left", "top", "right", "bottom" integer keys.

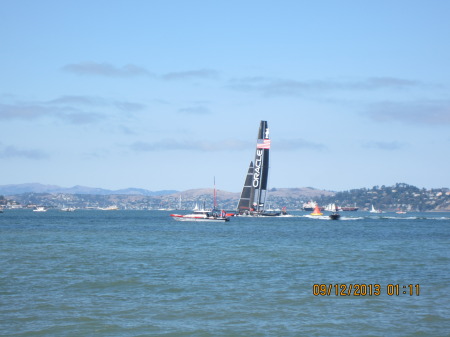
[
  {"left": 171, "top": 208, "right": 229, "bottom": 222},
  {"left": 171, "top": 216, "right": 229, "bottom": 222}
]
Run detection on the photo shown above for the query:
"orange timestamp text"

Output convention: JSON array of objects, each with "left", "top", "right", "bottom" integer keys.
[{"left": 312, "top": 284, "right": 420, "bottom": 296}]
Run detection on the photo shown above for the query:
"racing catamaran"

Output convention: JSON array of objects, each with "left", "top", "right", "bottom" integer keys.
[{"left": 236, "top": 121, "right": 281, "bottom": 216}]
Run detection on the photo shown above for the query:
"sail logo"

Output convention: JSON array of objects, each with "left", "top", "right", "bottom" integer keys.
[{"left": 253, "top": 149, "right": 263, "bottom": 188}]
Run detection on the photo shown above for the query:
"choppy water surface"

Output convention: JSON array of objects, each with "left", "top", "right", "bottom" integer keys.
[{"left": 1, "top": 210, "right": 449, "bottom": 336}]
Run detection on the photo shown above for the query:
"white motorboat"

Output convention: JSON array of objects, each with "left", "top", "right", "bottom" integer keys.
[{"left": 171, "top": 206, "right": 229, "bottom": 222}]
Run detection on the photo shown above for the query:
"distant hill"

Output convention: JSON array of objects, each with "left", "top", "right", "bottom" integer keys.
[
  {"left": 166, "top": 187, "right": 334, "bottom": 200},
  {"left": 169, "top": 188, "right": 239, "bottom": 199},
  {"left": 267, "top": 187, "right": 334, "bottom": 198},
  {"left": 315, "top": 183, "right": 450, "bottom": 212},
  {"left": 0, "top": 183, "right": 177, "bottom": 196},
  {"left": 2, "top": 183, "right": 449, "bottom": 211}
]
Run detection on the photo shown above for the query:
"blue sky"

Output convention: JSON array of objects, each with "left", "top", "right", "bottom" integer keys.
[{"left": 1, "top": 0, "right": 449, "bottom": 192}]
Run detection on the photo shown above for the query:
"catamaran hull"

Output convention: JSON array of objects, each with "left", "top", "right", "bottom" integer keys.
[
  {"left": 261, "top": 212, "right": 281, "bottom": 216},
  {"left": 237, "top": 211, "right": 282, "bottom": 217}
]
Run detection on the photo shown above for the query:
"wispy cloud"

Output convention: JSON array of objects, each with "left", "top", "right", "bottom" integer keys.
[
  {"left": 276, "top": 138, "right": 327, "bottom": 151},
  {"left": 366, "top": 100, "right": 450, "bottom": 125},
  {"left": 362, "top": 141, "right": 407, "bottom": 151},
  {"left": 62, "top": 62, "right": 219, "bottom": 82},
  {"left": 229, "top": 76, "right": 420, "bottom": 97},
  {"left": 0, "top": 103, "right": 55, "bottom": 120},
  {"left": 49, "top": 95, "right": 145, "bottom": 112},
  {"left": 129, "top": 139, "right": 252, "bottom": 152},
  {"left": 162, "top": 69, "right": 219, "bottom": 81},
  {"left": 113, "top": 101, "right": 146, "bottom": 112},
  {"left": 0, "top": 102, "right": 102, "bottom": 124},
  {"left": 62, "top": 62, "right": 152, "bottom": 77},
  {"left": 48, "top": 95, "right": 105, "bottom": 106},
  {"left": 0, "top": 95, "right": 145, "bottom": 124},
  {"left": 178, "top": 106, "right": 211, "bottom": 115},
  {"left": 0, "top": 143, "right": 50, "bottom": 160}
]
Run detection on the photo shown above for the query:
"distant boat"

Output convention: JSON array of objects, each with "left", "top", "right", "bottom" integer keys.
[
  {"left": 325, "top": 203, "right": 342, "bottom": 211},
  {"left": 61, "top": 207, "right": 75, "bottom": 212},
  {"left": 99, "top": 206, "right": 119, "bottom": 210},
  {"left": 33, "top": 206, "right": 47, "bottom": 212},
  {"left": 170, "top": 207, "right": 229, "bottom": 222},
  {"left": 171, "top": 179, "right": 229, "bottom": 222},
  {"left": 329, "top": 213, "right": 340, "bottom": 220},
  {"left": 310, "top": 204, "right": 323, "bottom": 216},
  {"left": 236, "top": 121, "right": 282, "bottom": 217},
  {"left": 303, "top": 201, "right": 317, "bottom": 211},
  {"left": 328, "top": 203, "right": 341, "bottom": 220},
  {"left": 340, "top": 204, "right": 359, "bottom": 211},
  {"left": 369, "top": 204, "right": 382, "bottom": 213}
]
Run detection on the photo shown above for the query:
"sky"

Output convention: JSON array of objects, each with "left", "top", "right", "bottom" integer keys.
[{"left": 1, "top": 0, "right": 450, "bottom": 193}]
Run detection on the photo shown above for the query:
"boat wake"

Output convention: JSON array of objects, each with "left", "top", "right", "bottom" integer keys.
[{"left": 298, "top": 214, "right": 450, "bottom": 221}]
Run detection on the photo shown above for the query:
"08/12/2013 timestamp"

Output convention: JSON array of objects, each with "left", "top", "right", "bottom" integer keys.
[{"left": 313, "top": 284, "right": 420, "bottom": 296}]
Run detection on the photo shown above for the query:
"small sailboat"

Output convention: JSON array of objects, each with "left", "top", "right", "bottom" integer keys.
[
  {"left": 33, "top": 206, "right": 47, "bottom": 212},
  {"left": 310, "top": 204, "right": 323, "bottom": 216},
  {"left": 369, "top": 204, "right": 382, "bottom": 213}
]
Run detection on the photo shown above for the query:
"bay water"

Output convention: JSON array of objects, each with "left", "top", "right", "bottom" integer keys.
[{"left": 1, "top": 210, "right": 449, "bottom": 336}]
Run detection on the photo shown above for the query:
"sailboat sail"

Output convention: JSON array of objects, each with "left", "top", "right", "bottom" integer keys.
[
  {"left": 237, "top": 121, "right": 271, "bottom": 214},
  {"left": 253, "top": 120, "right": 270, "bottom": 212},
  {"left": 237, "top": 161, "right": 254, "bottom": 213}
]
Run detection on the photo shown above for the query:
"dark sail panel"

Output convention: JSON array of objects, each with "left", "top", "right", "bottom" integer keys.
[
  {"left": 252, "top": 120, "right": 271, "bottom": 212},
  {"left": 237, "top": 161, "right": 254, "bottom": 213}
]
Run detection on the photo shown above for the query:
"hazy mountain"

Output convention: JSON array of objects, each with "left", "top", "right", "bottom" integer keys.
[
  {"left": 0, "top": 183, "right": 177, "bottom": 196},
  {"left": 166, "top": 187, "right": 334, "bottom": 199}
]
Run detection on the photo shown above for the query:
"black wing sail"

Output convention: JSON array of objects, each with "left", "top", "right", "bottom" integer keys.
[
  {"left": 237, "top": 161, "right": 254, "bottom": 214},
  {"left": 252, "top": 120, "right": 270, "bottom": 212}
]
